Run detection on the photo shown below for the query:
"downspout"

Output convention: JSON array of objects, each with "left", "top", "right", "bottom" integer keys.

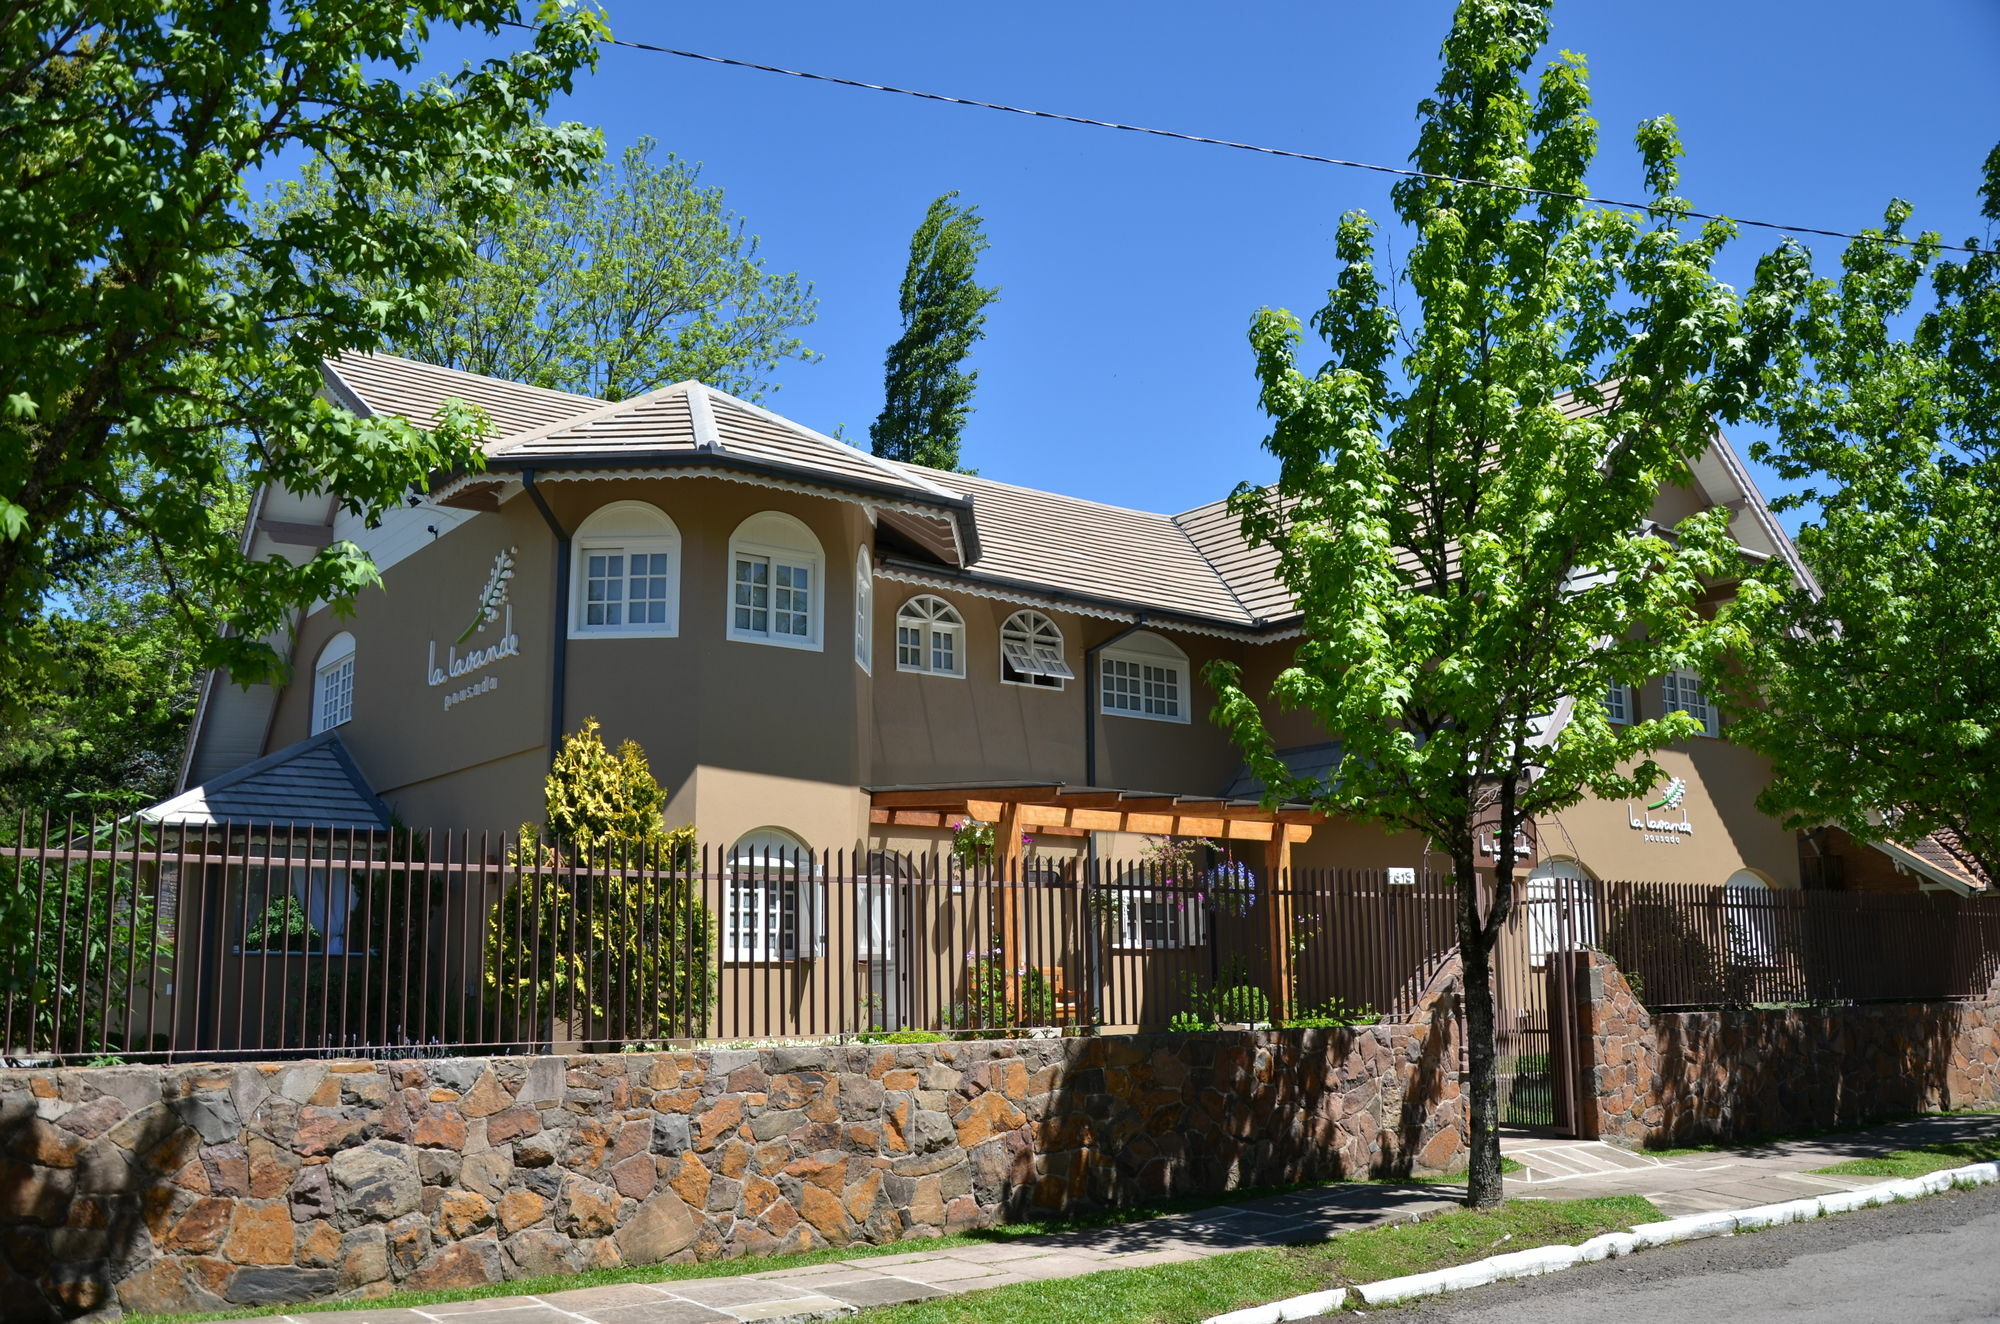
[
  {"left": 1082, "top": 613, "right": 1147, "bottom": 1027},
  {"left": 521, "top": 470, "right": 570, "bottom": 765}
]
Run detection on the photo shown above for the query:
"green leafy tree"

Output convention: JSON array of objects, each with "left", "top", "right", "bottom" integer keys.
[
  {"left": 1, "top": 3, "right": 606, "bottom": 691},
  {"left": 1719, "top": 147, "right": 2000, "bottom": 884},
  {"left": 869, "top": 192, "right": 1000, "bottom": 470},
  {"left": 1206, "top": 0, "right": 1809, "bottom": 1205},
  {"left": 488, "top": 719, "right": 712, "bottom": 1045},
  {"left": 260, "top": 136, "right": 819, "bottom": 402}
]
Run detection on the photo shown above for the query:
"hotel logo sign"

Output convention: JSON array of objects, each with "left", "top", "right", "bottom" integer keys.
[
  {"left": 1628, "top": 776, "right": 1693, "bottom": 844},
  {"left": 427, "top": 547, "right": 521, "bottom": 711}
]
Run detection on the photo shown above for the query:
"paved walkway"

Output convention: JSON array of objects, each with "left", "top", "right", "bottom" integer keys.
[
  {"left": 1501, "top": 1112, "right": 2000, "bottom": 1217},
  {"left": 222, "top": 1113, "right": 1997, "bottom": 1324}
]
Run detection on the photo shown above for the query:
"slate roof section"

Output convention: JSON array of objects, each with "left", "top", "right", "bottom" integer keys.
[
  {"left": 1223, "top": 743, "right": 1345, "bottom": 801},
  {"left": 142, "top": 732, "right": 391, "bottom": 831},
  {"left": 323, "top": 352, "right": 605, "bottom": 444}
]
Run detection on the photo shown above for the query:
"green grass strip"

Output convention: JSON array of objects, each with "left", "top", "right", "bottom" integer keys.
[
  {"left": 1810, "top": 1131, "right": 2000, "bottom": 1179},
  {"left": 856, "top": 1196, "right": 1660, "bottom": 1324}
]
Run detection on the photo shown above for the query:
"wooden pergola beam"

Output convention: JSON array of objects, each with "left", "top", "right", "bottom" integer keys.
[{"left": 868, "top": 785, "right": 1060, "bottom": 810}]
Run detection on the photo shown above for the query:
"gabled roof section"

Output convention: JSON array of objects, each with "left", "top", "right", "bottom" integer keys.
[
  {"left": 323, "top": 352, "right": 605, "bottom": 444},
  {"left": 893, "top": 465, "right": 1259, "bottom": 626},
  {"left": 1875, "top": 831, "right": 1992, "bottom": 896},
  {"left": 144, "top": 732, "right": 391, "bottom": 832}
]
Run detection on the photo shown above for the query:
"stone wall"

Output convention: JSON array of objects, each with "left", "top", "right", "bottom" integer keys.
[
  {"left": 1578, "top": 952, "right": 2000, "bottom": 1147},
  {"left": 0, "top": 972, "right": 1463, "bottom": 1319}
]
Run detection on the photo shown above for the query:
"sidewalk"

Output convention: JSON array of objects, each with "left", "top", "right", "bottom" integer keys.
[
  {"left": 219, "top": 1113, "right": 1998, "bottom": 1324},
  {"left": 1501, "top": 1112, "right": 2000, "bottom": 1217}
]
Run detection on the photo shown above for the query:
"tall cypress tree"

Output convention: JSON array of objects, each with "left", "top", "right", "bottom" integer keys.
[{"left": 869, "top": 192, "right": 1000, "bottom": 471}]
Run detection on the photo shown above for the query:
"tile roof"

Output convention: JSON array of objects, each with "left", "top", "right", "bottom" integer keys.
[
  {"left": 1904, "top": 830, "right": 1992, "bottom": 893},
  {"left": 485, "top": 381, "right": 971, "bottom": 510},
  {"left": 324, "top": 352, "right": 604, "bottom": 443},
  {"left": 142, "top": 732, "right": 391, "bottom": 831},
  {"left": 894, "top": 465, "right": 1260, "bottom": 625}
]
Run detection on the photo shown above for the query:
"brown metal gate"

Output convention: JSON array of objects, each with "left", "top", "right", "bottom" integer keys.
[{"left": 1491, "top": 876, "right": 1589, "bottom": 1136}]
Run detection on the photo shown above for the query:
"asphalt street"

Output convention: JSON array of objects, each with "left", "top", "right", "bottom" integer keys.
[{"left": 1319, "top": 1180, "right": 2000, "bottom": 1324}]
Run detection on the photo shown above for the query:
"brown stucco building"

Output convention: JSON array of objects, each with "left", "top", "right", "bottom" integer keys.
[{"left": 157, "top": 353, "right": 1980, "bottom": 903}]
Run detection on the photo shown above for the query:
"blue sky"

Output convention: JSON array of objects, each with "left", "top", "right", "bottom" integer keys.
[{"left": 404, "top": 1, "right": 2000, "bottom": 529}]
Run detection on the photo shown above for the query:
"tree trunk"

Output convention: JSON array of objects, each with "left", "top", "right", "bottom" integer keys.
[{"left": 1456, "top": 849, "right": 1505, "bottom": 1208}]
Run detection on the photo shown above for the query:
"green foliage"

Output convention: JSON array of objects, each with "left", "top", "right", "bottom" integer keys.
[
  {"left": 1204, "top": 0, "right": 1812, "bottom": 1205},
  {"left": 1282, "top": 996, "right": 1379, "bottom": 1030},
  {"left": 0, "top": 823, "right": 176, "bottom": 1057},
  {"left": 1172, "top": 954, "right": 1272, "bottom": 1029},
  {"left": 870, "top": 192, "right": 1000, "bottom": 471},
  {"left": 1718, "top": 145, "right": 2000, "bottom": 883},
  {"left": 943, "top": 947, "right": 1058, "bottom": 1036},
  {"left": 242, "top": 894, "right": 320, "bottom": 953},
  {"left": 488, "top": 720, "right": 713, "bottom": 1044},
  {"left": 855, "top": 1028, "right": 949, "bottom": 1044},
  {"left": 0, "top": 3, "right": 606, "bottom": 690},
  {"left": 259, "top": 137, "right": 818, "bottom": 402}
]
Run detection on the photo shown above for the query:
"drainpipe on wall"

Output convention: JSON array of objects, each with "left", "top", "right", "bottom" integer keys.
[
  {"left": 521, "top": 470, "right": 570, "bottom": 766},
  {"left": 1081, "top": 612, "right": 1147, "bottom": 1026}
]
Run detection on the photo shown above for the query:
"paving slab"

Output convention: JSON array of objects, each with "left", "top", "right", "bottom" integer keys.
[
  {"left": 576, "top": 1302, "right": 734, "bottom": 1324},
  {"left": 812, "top": 1277, "right": 952, "bottom": 1308}
]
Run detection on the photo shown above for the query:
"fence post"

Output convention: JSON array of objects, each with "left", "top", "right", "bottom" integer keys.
[{"left": 1264, "top": 830, "right": 1295, "bottom": 1023}]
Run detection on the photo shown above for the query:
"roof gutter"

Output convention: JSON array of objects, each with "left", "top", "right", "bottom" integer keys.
[
  {"left": 521, "top": 470, "right": 570, "bottom": 767},
  {"left": 1084, "top": 614, "right": 1151, "bottom": 789}
]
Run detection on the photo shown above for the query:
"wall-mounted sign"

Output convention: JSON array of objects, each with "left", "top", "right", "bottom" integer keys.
[
  {"left": 426, "top": 547, "right": 521, "bottom": 711},
  {"left": 1386, "top": 867, "right": 1417, "bottom": 887},
  {"left": 1628, "top": 776, "right": 1693, "bottom": 844}
]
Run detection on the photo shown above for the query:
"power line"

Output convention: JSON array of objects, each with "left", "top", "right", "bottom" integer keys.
[{"left": 499, "top": 19, "right": 1988, "bottom": 258}]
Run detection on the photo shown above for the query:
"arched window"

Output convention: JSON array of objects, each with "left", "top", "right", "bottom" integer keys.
[
  {"left": 725, "top": 827, "right": 821, "bottom": 962},
  {"left": 1000, "top": 610, "right": 1072, "bottom": 690},
  {"left": 855, "top": 546, "right": 874, "bottom": 672},
  {"left": 1099, "top": 630, "right": 1191, "bottom": 723},
  {"left": 727, "top": 512, "right": 823, "bottom": 650},
  {"left": 1723, "top": 869, "right": 1777, "bottom": 964},
  {"left": 571, "top": 501, "right": 681, "bottom": 637},
  {"left": 1525, "top": 858, "right": 1597, "bottom": 966},
  {"left": 895, "top": 595, "right": 965, "bottom": 677},
  {"left": 311, "top": 632, "right": 356, "bottom": 735}
]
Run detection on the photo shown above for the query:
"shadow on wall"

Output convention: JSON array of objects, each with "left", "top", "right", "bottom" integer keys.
[
  {"left": 0, "top": 1073, "right": 248, "bottom": 1320},
  {"left": 1010, "top": 959, "right": 1468, "bottom": 1223},
  {"left": 1582, "top": 953, "right": 2000, "bottom": 1149}
]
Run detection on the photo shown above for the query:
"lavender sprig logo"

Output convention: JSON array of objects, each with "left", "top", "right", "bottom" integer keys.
[{"left": 457, "top": 546, "right": 517, "bottom": 643}]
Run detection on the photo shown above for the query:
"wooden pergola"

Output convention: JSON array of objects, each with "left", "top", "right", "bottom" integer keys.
[{"left": 867, "top": 782, "right": 1323, "bottom": 1017}]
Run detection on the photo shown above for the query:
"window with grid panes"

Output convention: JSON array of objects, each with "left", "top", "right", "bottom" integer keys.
[
  {"left": 1663, "top": 669, "right": 1718, "bottom": 736},
  {"left": 855, "top": 548, "right": 873, "bottom": 671},
  {"left": 311, "top": 633, "right": 355, "bottom": 735},
  {"left": 727, "top": 513, "right": 823, "bottom": 649},
  {"left": 1102, "top": 656, "right": 1182, "bottom": 719},
  {"left": 1605, "top": 682, "right": 1634, "bottom": 725},
  {"left": 895, "top": 595, "right": 965, "bottom": 677},
  {"left": 572, "top": 503, "right": 680, "bottom": 637},
  {"left": 724, "top": 830, "right": 818, "bottom": 962}
]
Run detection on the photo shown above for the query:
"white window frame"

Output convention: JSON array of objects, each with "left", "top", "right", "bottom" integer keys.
[
  {"left": 854, "top": 546, "right": 874, "bottom": 673},
  {"left": 1112, "top": 883, "right": 1208, "bottom": 950},
  {"left": 311, "top": 632, "right": 355, "bottom": 735},
  {"left": 1099, "top": 631, "right": 1191, "bottom": 724},
  {"left": 726, "top": 512, "right": 823, "bottom": 651},
  {"left": 1000, "top": 611, "right": 1073, "bottom": 690},
  {"left": 895, "top": 595, "right": 966, "bottom": 678},
  {"left": 1605, "top": 682, "right": 1635, "bottom": 726},
  {"left": 1663, "top": 669, "right": 1719, "bottom": 737},
  {"left": 570, "top": 501, "right": 682, "bottom": 639},
  {"left": 723, "top": 829, "right": 824, "bottom": 963}
]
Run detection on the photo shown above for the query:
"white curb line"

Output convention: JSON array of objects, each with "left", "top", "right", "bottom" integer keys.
[{"left": 1201, "top": 1160, "right": 2000, "bottom": 1323}]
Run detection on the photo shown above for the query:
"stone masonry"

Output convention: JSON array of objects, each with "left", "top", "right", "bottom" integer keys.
[
  {"left": 0, "top": 969, "right": 1464, "bottom": 1320},
  {"left": 1578, "top": 952, "right": 2000, "bottom": 1147}
]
